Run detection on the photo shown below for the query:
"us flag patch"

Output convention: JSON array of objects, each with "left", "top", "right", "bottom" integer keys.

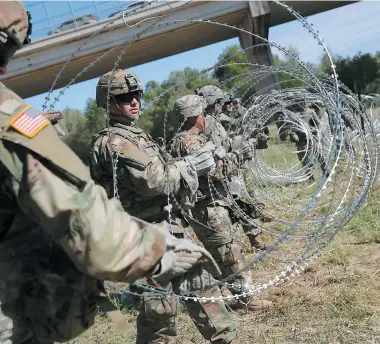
[{"left": 9, "top": 106, "right": 49, "bottom": 138}]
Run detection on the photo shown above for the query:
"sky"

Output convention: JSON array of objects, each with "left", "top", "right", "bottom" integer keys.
[{"left": 22, "top": 1, "right": 380, "bottom": 112}]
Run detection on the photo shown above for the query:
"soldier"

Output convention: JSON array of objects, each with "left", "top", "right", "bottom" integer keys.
[
  {"left": 232, "top": 97, "right": 246, "bottom": 118},
  {"left": 0, "top": 2, "right": 221, "bottom": 343},
  {"left": 220, "top": 92, "right": 234, "bottom": 131},
  {"left": 89, "top": 70, "right": 237, "bottom": 344},
  {"left": 195, "top": 85, "right": 228, "bottom": 147},
  {"left": 170, "top": 94, "right": 273, "bottom": 310},
  {"left": 197, "top": 86, "right": 270, "bottom": 249},
  {"left": 287, "top": 102, "right": 330, "bottom": 181}
]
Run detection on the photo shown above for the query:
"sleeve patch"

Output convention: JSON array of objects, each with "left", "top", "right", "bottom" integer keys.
[
  {"left": 9, "top": 105, "right": 49, "bottom": 138},
  {"left": 115, "top": 139, "right": 151, "bottom": 171}
]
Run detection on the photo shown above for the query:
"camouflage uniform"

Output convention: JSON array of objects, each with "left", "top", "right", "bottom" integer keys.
[
  {"left": 89, "top": 71, "right": 236, "bottom": 344},
  {"left": 202, "top": 88, "right": 268, "bottom": 251},
  {"left": 288, "top": 104, "right": 329, "bottom": 180},
  {"left": 0, "top": 5, "right": 220, "bottom": 343},
  {"left": 228, "top": 100, "right": 271, "bottom": 236},
  {"left": 170, "top": 94, "right": 253, "bottom": 301}
]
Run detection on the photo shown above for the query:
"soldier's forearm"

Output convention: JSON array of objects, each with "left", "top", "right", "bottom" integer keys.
[
  {"left": 17, "top": 154, "right": 165, "bottom": 282},
  {"left": 129, "top": 159, "right": 182, "bottom": 197},
  {"left": 40, "top": 111, "right": 63, "bottom": 124}
]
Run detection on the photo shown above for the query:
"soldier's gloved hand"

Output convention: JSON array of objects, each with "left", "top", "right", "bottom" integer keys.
[
  {"left": 183, "top": 142, "right": 216, "bottom": 175},
  {"left": 290, "top": 132, "right": 299, "bottom": 143},
  {"left": 228, "top": 179, "right": 242, "bottom": 197},
  {"left": 256, "top": 132, "right": 268, "bottom": 150},
  {"left": 214, "top": 146, "right": 226, "bottom": 159},
  {"left": 152, "top": 232, "right": 221, "bottom": 283},
  {"left": 239, "top": 138, "right": 256, "bottom": 160},
  {"left": 231, "top": 135, "right": 244, "bottom": 151},
  {"left": 40, "top": 111, "right": 63, "bottom": 124}
]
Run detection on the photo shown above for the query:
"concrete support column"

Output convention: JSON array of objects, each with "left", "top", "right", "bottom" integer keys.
[{"left": 238, "top": 1, "right": 280, "bottom": 92}]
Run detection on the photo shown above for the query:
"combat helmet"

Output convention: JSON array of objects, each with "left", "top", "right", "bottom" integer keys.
[
  {"left": 0, "top": 0, "right": 32, "bottom": 67},
  {"left": 96, "top": 69, "right": 144, "bottom": 108},
  {"left": 224, "top": 92, "right": 234, "bottom": 104},
  {"left": 173, "top": 95, "right": 207, "bottom": 118},
  {"left": 195, "top": 85, "right": 225, "bottom": 106}
]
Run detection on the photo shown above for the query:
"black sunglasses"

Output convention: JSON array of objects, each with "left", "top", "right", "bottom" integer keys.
[{"left": 115, "top": 92, "right": 141, "bottom": 104}]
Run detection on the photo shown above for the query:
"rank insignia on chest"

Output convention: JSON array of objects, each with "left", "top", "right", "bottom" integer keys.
[{"left": 9, "top": 105, "right": 49, "bottom": 138}]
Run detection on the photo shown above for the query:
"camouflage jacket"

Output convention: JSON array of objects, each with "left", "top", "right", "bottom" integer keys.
[
  {"left": 89, "top": 121, "right": 187, "bottom": 222},
  {"left": 205, "top": 115, "right": 230, "bottom": 148},
  {"left": 169, "top": 131, "right": 232, "bottom": 207},
  {"left": 219, "top": 112, "right": 232, "bottom": 131}
]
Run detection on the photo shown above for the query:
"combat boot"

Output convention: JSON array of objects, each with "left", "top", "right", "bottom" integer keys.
[
  {"left": 120, "top": 290, "right": 140, "bottom": 310},
  {"left": 229, "top": 297, "right": 273, "bottom": 311},
  {"left": 259, "top": 213, "right": 273, "bottom": 223},
  {"left": 246, "top": 298, "right": 273, "bottom": 311},
  {"left": 247, "top": 233, "right": 267, "bottom": 251}
]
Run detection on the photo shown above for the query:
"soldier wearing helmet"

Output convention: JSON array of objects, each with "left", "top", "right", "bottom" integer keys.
[
  {"left": 285, "top": 99, "right": 330, "bottom": 181},
  {"left": 219, "top": 92, "right": 235, "bottom": 132},
  {"left": 195, "top": 84, "right": 229, "bottom": 147},
  {"left": 90, "top": 72, "right": 236, "bottom": 344},
  {"left": 170, "top": 95, "right": 273, "bottom": 311},
  {"left": 232, "top": 97, "right": 247, "bottom": 118},
  {"left": 0, "top": 2, "right": 221, "bottom": 343},
  {"left": 197, "top": 87, "right": 270, "bottom": 250}
]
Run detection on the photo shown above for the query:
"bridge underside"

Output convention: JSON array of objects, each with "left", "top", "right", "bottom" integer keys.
[{"left": 1, "top": 1, "right": 355, "bottom": 98}]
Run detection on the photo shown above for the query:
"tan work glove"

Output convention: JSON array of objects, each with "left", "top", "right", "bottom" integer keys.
[{"left": 152, "top": 228, "right": 221, "bottom": 283}]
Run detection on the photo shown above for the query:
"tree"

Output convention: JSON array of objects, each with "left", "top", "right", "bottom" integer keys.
[
  {"left": 62, "top": 98, "right": 106, "bottom": 163},
  {"left": 320, "top": 51, "right": 380, "bottom": 94},
  {"left": 213, "top": 44, "right": 315, "bottom": 100},
  {"left": 213, "top": 45, "right": 251, "bottom": 89},
  {"left": 139, "top": 67, "right": 217, "bottom": 140}
]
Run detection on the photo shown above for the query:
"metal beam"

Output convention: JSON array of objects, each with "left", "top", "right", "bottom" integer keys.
[
  {"left": 0, "top": 1, "right": 356, "bottom": 98},
  {"left": 239, "top": 1, "right": 279, "bottom": 92}
]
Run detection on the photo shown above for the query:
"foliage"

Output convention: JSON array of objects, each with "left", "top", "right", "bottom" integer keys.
[
  {"left": 139, "top": 67, "right": 217, "bottom": 140},
  {"left": 61, "top": 98, "right": 106, "bottom": 163},
  {"left": 320, "top": 51, "right": 380, "bottom": 94},
  {"left": 212, "top": 45, "right": 252, "bottom": 98},
  {"left": 213, "top": 44, "right": 314, "bottom": 101}
]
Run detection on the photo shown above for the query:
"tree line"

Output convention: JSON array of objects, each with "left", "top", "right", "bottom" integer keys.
[{"left": 58, "top": 45, "right": 380, "bottom": 163}]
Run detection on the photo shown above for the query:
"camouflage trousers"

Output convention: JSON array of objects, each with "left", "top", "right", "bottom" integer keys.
[
  {"left": 136, "top": 275, "right": 236, "bottom": 344},
  {"left": 0, "top": 227, "right": 97, "bottom": 344},
  {"left": 136, "top": 218, "right": 236, "bottom": 344},
  {"left": 189, "top": 205, "right": 252, "bottom": 297},
  {"left": 232, "top": 199, "right": 262, "bottom": 237}
]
